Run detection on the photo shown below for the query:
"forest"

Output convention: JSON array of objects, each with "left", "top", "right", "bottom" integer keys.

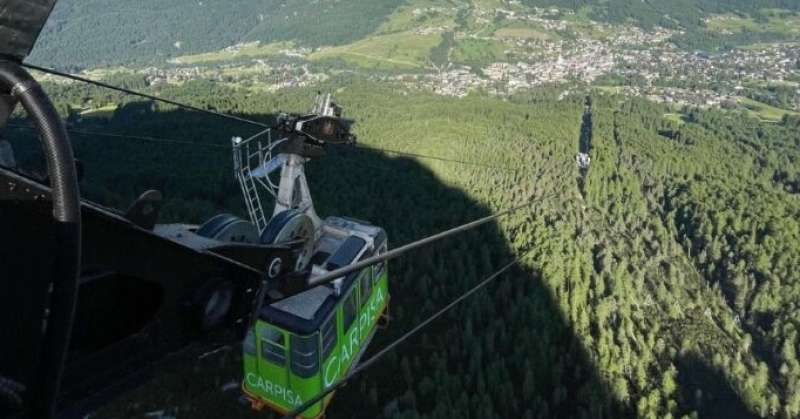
[
  {"left": 3, "top": 75, "right": 800, "bottom": 419},
  {"left": 28, "top": 0, "right": 400, "bottom": 70}
]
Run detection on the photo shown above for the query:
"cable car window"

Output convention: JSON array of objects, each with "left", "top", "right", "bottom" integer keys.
[
  {"left": 244, "top": 330, "right": 257, "bottom": 356},
  {"left": 373, "top": 245, "right": 387, "bottom": 283},
  {"left": 260, "top": 326, "right": 286, "bottom": 365},
  {"left": 343, "top": 290, "right": 357, "bottom": 331},
  {"left": 321, "top": 314, "right": 337, "bottom": 360},
  {"left": 360, "top": 269, "right": 372, "bottom": 307},
  {"left": 290, "top": 333, "right": 319, "bottom": 378}
]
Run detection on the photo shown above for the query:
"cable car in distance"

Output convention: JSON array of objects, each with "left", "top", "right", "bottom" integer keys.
[{"left": 232, "top": 95, "right": 390, "bottom": 417}]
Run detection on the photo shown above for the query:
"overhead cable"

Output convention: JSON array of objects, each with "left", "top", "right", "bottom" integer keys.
[
  {"left": 354, "top": 143, "right": 522, "bottom": 172},
  {"left": 284, "top": 248, "right": 536, "bottom": 418},
  {"left": 305, "top": 198, "right": 540, "bottom": 288},
  {"left": 7, "top": 122, "right": 548, "bottom": 174},
  {"left": 6, "top": 123, "right": 229, "bottom": 149},
  {"left": 21, "top": 62, "right": 269, "bottom": 128}
]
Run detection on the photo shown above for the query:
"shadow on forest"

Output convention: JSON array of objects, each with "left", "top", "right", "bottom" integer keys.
[
  {"left": 677, "top": 353, "right": 759, "bottom": 419},
  {"left": 1, "top": 102, "right": 754, "bottom": 418}
]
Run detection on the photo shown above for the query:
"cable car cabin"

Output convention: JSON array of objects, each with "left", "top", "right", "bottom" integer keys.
[{"left": 242, "top": 216, "right": 389, "bottom": 418}]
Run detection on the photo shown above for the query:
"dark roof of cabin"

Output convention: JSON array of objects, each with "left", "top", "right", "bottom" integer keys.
[
  {"left": 260, "top": 236, "right": 368, "bottom": 335},
  {"left": 259, "top": 275, "right": 354, "bottom": 335}
]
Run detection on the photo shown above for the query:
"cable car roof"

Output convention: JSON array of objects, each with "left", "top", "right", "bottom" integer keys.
[
  {"left": 260, "top": 281, "right": 346, "bottom": 335},
  {"left": 260, "top": 218, "right": 386, "bottom": 334},
  {"left": 270, "top": 286, "right": 333, "bottom": 321}
]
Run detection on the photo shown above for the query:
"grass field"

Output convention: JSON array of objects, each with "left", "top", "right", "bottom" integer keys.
[
  {"left": 738, "top": 41, "right": 800, "bottom": 51},
  {"left": 494, "top": 25, "right": 552, "bottom": 40},
  {"left": 310, "top": 31, "right": 442, "bottom": 69},
  {"left": 663, "top": 113, "right": 686, "bottom": 125},
  {"left": 170, "top": 42, "right": 293, "bottom": 65},
  {"left": 80, "top": 104, "right": 118, "bottom": 118},
  {"left": 375, "top": 0, "right": 456, "bottom": 35},
  {"left": 737, "top": 96, "right": 799, "bottom": 122},
  {"left": 450, "top": 38, "right": 507, "bottom": 66},
  {"left": 556, "top": 6, "right": 620, "bottom": 40},
  {"left": 706, "top": 11, "right": 800, "bottom": 35}
]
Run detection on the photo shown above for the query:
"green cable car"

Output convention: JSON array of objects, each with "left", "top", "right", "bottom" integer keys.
[
  {"left": 230, "top": 95, "right": 390, "bottom": 417},
  {"left": 242, "top": 219, "right": 389, "bottom": 417}
]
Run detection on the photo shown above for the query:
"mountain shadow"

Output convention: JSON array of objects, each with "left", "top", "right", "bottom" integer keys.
[
  {"left": 4, "top": 103, "right": 627, "bottom": 418},
  {"left": 676, "top": 353, "right": 760, "bottom": 419}
]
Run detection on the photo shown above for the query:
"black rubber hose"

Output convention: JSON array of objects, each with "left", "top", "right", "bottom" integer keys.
[
  {"left": 0, "top": 60, "right": 81, "bottom": 418},
  {"left": 0, "top": 61, "right": 80, "bottom": 222}
]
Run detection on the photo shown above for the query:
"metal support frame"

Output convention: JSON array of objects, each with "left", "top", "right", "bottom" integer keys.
[
  {"left": 232, "top": 129, "right": 321, "bottom": 237},
  {"left": 232, "top": 130, "right": 276, "bottom": 233},
  {"left": 273, "top": 153, "right": 320, "bottom": 224}
]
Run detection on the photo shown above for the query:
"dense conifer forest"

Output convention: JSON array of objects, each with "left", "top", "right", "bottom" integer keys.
[
  {"left": 4, "top": 76, "right": 800, "bottom": 418},
  {"left": 29, "top": 0, "right": 400, "bottom": 69}
]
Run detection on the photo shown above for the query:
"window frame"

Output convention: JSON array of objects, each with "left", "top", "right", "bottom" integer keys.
[
  {"left": 320, "top": 312, "right": 337, "bottom": 361},
  {"left": 290, "top": 332, "right": 320, "bottom": 378},
  {"left": 244, "top": 329, "right": 257, "bottom": 356},
  {"left": 342, "top": 288, "right": 358, "bottom": 332},
  {"left": 259, "top": 325, "right": 287, "bottom": 366},
  {"left": 373, "top": 243, "right": 387, "bottom": 284},
  {"left": 360, "top": 268, "right": 372, "bottom": 307}
]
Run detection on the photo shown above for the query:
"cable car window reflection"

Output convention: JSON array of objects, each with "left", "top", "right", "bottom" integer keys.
[
  {"left": 290, "top": 333, "right": 320, "bottom": 377},
  {"left": 373, "top": 245, "right": 387, "bottom": 283},
  {"left": 321, "top": 120, "right": 334, "bottom": 136},
  {"left": 343, "top": 290, "right": 357, "bottom": 331},
  {"left": 373, "top": 262, "right": 385, "bottom": 284},
  {"left": 321, "top": 314, "right": 337, "bottom": 361},
  {"left": 244, "top": 330, "right": 257, "bottom": 356},
  {"left": 260, "top": 326, "right": 286, "bottom": 365},
  {"left": 360, "top": 269, "right": 372, "bottom": 306}
]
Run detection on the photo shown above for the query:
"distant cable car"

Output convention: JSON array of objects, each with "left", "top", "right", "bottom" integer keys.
[{"left": 231, "top": 95, "right": 390, "bottom": 417}]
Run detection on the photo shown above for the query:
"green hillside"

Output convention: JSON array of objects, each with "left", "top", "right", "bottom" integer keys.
[
  {"left": 522, "top": 0, "right": 800, "bottom": 49},
  {"left": 522, "top": 0, "right": 800, "bottom": 29},
  {"left": 29, "top": 0, "right": 400, "bottom": 69},
  {"left": 6, "top": 77, "right": 800, "bottom": 418}
]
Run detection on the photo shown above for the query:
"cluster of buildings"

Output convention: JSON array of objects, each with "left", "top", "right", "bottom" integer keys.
[
  {"left": 485, "top": 6, "right": 570, "bottom": 32},
  {"left": 134, "top": 4, "right": 800, "bottom": 112},
  {"left": 142, "top": 63, "right": 327, "bottom": 91},
  {"left": 254, "top": 64, "right": 328, "bottom": 91},
  {"left": 483, "top": 41, "right": 616, "bottom": 88},
  {"left": 617, "top": 42, "right": 800, "bottom": 86},
  {"left": 277, "top": 47, "right": 311, "bottom": 59},
  {"left": 645, "top": 87, "right": 737, "bottom": 108},
  {"left": 142, "top": 66, "right": 203, "bottom": 84},
  {"left": 411, "top": 6, "right": 454, "bottom": 19},
  {"left": 397, "top": 67, "right": 485, "bottom": 97},
  {"left": 413, "top": 6, "right": 799, "bottom": 109}
]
